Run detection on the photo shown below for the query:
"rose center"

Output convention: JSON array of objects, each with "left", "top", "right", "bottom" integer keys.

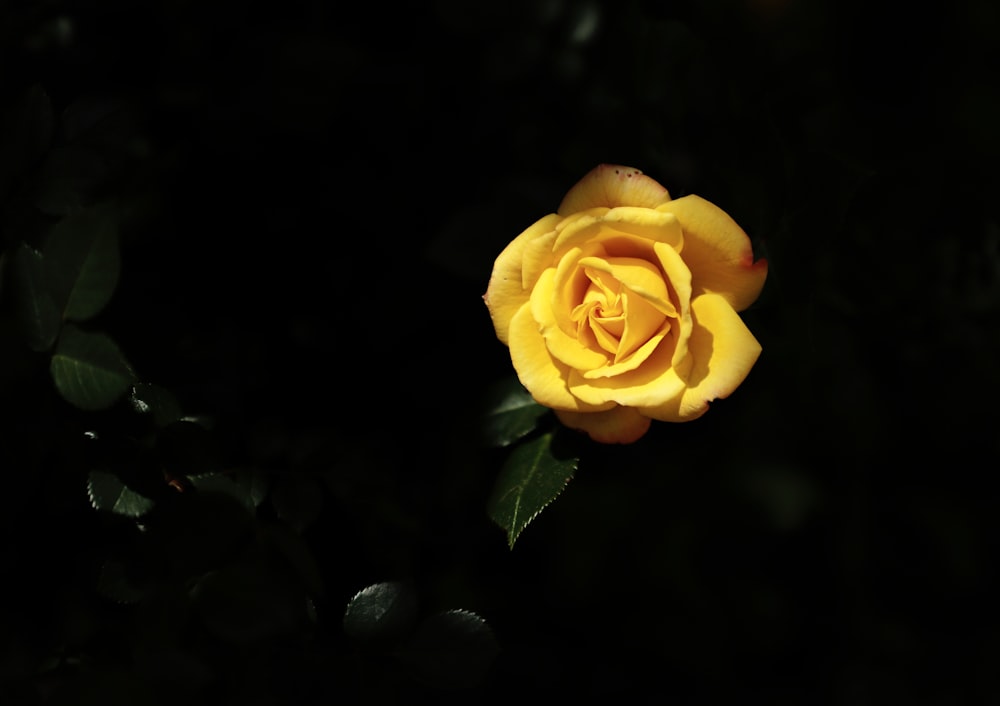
[{"left": 568, "top": 263, "right": 672, "bottom": 362}]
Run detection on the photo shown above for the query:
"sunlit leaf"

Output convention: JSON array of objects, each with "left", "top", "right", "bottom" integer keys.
[
  {"left": 44, "top": 204, "right": 120, "bottom": 321},
  {"left": 342, "top": 580, "right": 418, "bottom": 646},
  {"left": 9, "top": 243, "right": 60, "bottom": 351},
  {"left": 488, "top": 432, "right": 578, "bottom": 549},
  {"left": 396, "top": 609, "right": 500, "bottom": 690},
  {"left": 87, "top": 469, "right": 156, "bottom": 518},
  {"left": 482, "top": 375, "right": 550, "bottom": 447},
  {"left": 51, "top": 325, "right": 135, "bottom": 410}
]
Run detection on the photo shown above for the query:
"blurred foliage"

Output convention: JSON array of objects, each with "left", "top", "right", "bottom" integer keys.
[{"left": 1, "top": 0, "right": 999, "bottom": 704}]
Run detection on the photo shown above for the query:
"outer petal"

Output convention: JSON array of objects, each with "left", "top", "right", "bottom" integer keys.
[
  {"left": 484, "top": 213, "right": 562, "bottom": 344},
  {"left": 558, "top": 164, "right": 672, "bottom": 215},
  {"left": 508, "top": 304, "right": 615, "bottom": 412},
  {"left": 555, "top": 406, "right": 652, "bottom": 444},
  {"left": 641, "top": 293, "right": 762, "bottom": 422},
  {"left": 657, "top": 195, "right": 768, "bottom": 312}
]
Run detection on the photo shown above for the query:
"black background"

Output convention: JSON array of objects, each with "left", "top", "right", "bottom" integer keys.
[{"left": 2, "top": 0, "right": 999, "bottom": 704}]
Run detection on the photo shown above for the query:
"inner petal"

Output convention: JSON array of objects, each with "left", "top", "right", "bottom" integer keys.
[
  {"left": 616, "top": 289, "right": 666, "bottom": 361},
  {"left": 577, "top": 271, "right": 625, "bottom": 355},
  {"left": 576, "top": 255, "right": 675, "bottom": 317}
]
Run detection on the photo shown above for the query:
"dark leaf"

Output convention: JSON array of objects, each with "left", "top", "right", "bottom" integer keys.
[
  {"left": 488, "top": 432, "right": 578, "bottom": 549},
  {"left": 271, "top": 471, "right": 325, "bottom": 532},
  {"left": 258, "top": 521, "right": 326, "bottom": 598},
  {"left": 149, "top": 491, "right": 255, "bottom": 581},
  {"left": 130, "top": 382, "right": 184, "bottom": 427},
  {"left": 9, "top": 242, "right": 60, "bottom": 351},
  {"left": 95, "top": 557, "right": 146, "bottom": 604},
  {"left": 396, "top": 609, "right": 500, "bottom": 690},
  {"left": 87, "top": 468, "right": 156, "bottom": 518},
  {"left": 157, "top": 420, "right": 222, "bottom": 479},
  {"left": 481, "top": 375, "right": 549, "bottom": 447},
  {"left": 50, "top": 325, "right": 135, "bottom": 410},
  {"left": 44, "top": 203, "right": 120, "bottom": 321},
  {"left": 185, "top": 471, "right": 260, "bottom": 514},
  {"left": 343, "top": 580, "right": 418, "bottom": 647},
  {"left": 190, "top": 554, "right": 310, "bottom": 644}
]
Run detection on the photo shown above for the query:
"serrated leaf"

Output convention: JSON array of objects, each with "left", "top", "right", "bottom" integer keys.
[
  {"left": 87, "top": 469, "right": 156, "bottom": 518},
  {"left": 130, "top": 382, "right": 183, "bottom": 427},
  {"left": 482, "top": 375, "right": 549, "bottom": 447},
  {"left": 187, "top": 471, "right": 262, "bottom": 515},
  {"left": 342, "top": 581, "right": 418, "bottom": 646},
  {"left": 44, "top": 204, "right": 120, "bottom": 321},
  {"left": 488, "top": 432, "right": 578, "bottom": 549},
  {"left": 9, "top": 243, "right": 61, "bottom": 351},
  {"left": 51, "top": 325, "right": 135, "bottom": 410},
  {"left": 396, "top": 609, "right": 500, "bottom": 690}
]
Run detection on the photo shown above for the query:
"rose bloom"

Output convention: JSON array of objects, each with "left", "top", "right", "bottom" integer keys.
[{"left": 484, "top": 164, "right": 768, "bottom": 444}]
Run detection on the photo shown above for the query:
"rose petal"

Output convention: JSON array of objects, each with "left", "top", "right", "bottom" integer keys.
[
  {"left": 617, "top": 289, "right": 666, "bottom": 361},
  {"left": 555, "top": 406, "right": 652, "bottom": 444},
  {"left": 553, "top": 207, "right": 682, "bottom": 257},
  {"left": 576, "top": 255, "right": 675, "bottom": 317},
  {"left": 657, "top": 195, "right": 768, "bottom": 312},
  {"left": 509, "top": 304, "right": 615, "bottom": 412},
  {"left": 558, "top": 164, "right": 672, "bottom": 215},
  {"left": 568, "top": 336, "right": 690, "bottom": 408},
  {"left": 652, "top": 241, "right": 693, "bottom": 368},
  {"left": 530, "top": 268, "right": 609, "bottom": 370},
  {"left": 641, "top": 293, "right": 762, "bottom": 422},
  {"left": 581, "top": 324, "right": 670, "bottom": 378},
  {"left": 553, "top": 242, "right": 608, "bottom": 335},
  {"left": 484, "top": 213, "right": 562, "bottom": 344}
]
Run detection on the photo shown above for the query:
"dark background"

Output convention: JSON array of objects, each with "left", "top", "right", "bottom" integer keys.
[{"left": 2, "top": 0, "right": 999, "bottom": 704}]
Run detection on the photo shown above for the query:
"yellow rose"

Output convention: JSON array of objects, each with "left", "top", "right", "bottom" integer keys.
[{"left": 484, "top": 164, "right": 768, "bottom": 444}]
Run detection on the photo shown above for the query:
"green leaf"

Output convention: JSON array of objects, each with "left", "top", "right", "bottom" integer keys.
[
  {"left": 342, "top": 580, "right": 418, "bottom": 647},
  {"left": 87, "top": 469, "right": 156, "bottom": 518},
  {"left": 50, "top": 325, "right": 135, "bottom": 410},
  {"left": 481, "top": 375, "right": 549, "bottom": 447},
  {"left": 44, "top": 204, "right": 120, "bottom": 321},
  {"left": 187, "top": 471, "right": 262, "bottom": 515},
  {"left": 130, "top": 382, "right": 183, "bottom": 427},
  {"left": 488, "top": 432, "right": 578, "bottom": 549},
  {"left": 396, "top": 609, "right": 500, "bottom": 690},
  {"left": 9, "top": 243, "right": 61, "bottom": 351}
]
